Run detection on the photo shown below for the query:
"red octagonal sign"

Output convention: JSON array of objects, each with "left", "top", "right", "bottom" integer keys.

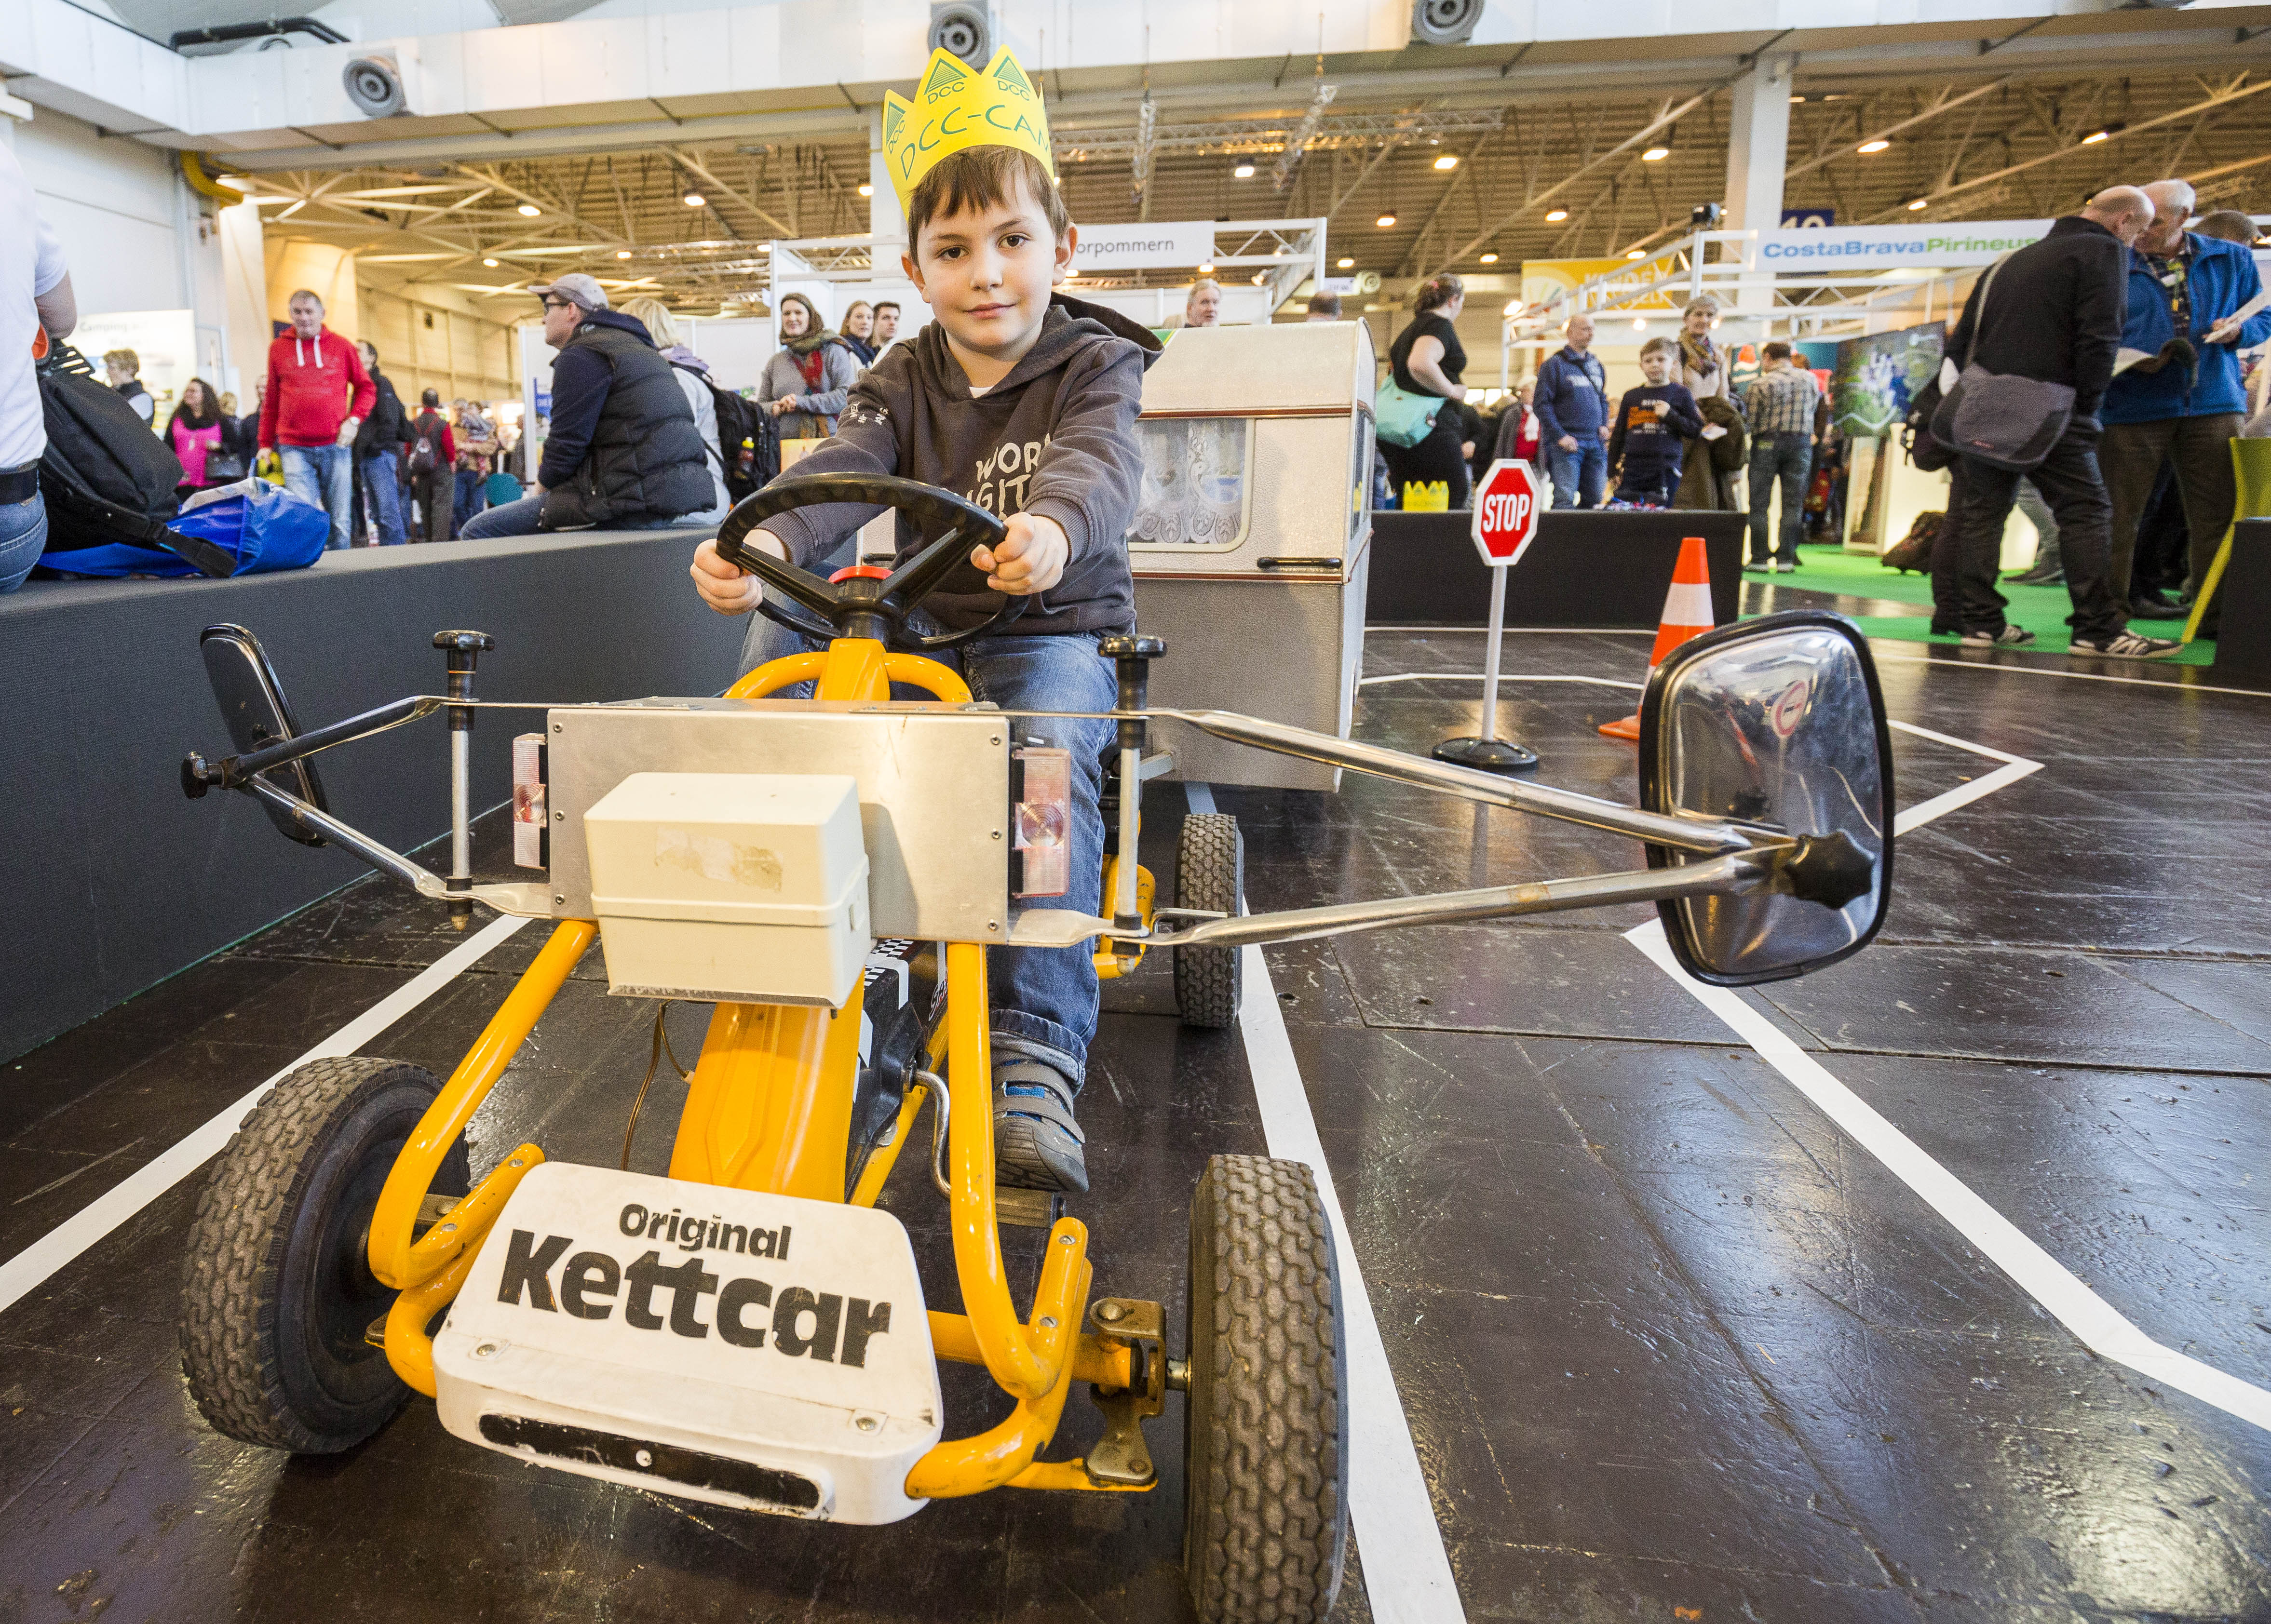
[{"left": 1471, "top": 458, "right": 1542, "bottom": 568}]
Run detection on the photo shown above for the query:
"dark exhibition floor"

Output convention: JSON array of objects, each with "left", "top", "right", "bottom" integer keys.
[{"left": 2, "top": 594, "right": 2267, "bottom": 1621}]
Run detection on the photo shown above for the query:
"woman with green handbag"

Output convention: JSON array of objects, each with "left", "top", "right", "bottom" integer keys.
[{"left": 1379, "top": 274, "right": 1472, "bottom": 508}]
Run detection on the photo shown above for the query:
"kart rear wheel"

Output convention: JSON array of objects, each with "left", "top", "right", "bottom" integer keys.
[
  {"left": 1183, "top": 1154, "right": 1349, "bottom": 1623},
  {"left": 181, "top": 1056, "right": 468, "bottom": 1453},
  {"left": 1174, "top": 813, "right": 1244, "bottom": 1029}
]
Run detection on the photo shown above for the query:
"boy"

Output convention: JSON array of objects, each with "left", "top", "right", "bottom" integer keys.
[
  {"left": 1606, "top": 336, "right": 1702, "bottom": 507},
  {"left": 689, "top": 48, "right": 1160, "bottom": 1195}
]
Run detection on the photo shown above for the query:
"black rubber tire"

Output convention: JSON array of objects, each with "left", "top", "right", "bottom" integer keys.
[
  {"left": 1174, "top": 813, "right": 1244, "bottom": 1029},
  {"left": 1183, "top": 1154, "right": 1349, "bottom": 1623},
  {"left": 181, "top": 1056, "right": 468, "bottom": 1453}
]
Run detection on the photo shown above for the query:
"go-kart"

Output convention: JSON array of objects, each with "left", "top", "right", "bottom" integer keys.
[{"left": 174, "top": 473, "right": 1895, "bottom": 1621}]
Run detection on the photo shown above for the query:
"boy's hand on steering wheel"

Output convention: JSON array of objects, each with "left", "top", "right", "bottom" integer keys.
[
  {"left": 689, "top": 531, "right": 787, "bottom": 615},
  {"left": 973, "top": 511, "right": 1067, "bottom": 596}
]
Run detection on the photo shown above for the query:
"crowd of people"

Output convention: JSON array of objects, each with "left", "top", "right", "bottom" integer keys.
[{"left": 1375, "top": 176, "right": 2267, "bottom": 661}]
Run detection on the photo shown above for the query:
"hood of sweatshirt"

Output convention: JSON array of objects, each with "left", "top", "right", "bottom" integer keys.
[{"left": 902, "top": 292, "right": 1163, "bottom": 398}]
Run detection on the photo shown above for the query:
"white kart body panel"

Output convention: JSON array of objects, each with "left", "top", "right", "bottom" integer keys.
[{"left": 433, "top": 1163, "right": 940, "bottom": 1524}]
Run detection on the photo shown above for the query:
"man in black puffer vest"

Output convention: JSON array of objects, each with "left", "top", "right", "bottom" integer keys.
[{"left": 463, "top": 273, "right": 712, "bottom": 538}]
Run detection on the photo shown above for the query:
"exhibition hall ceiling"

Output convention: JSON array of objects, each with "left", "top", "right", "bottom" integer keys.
[{"left": 236, "top": 67, "right": 2271, "bottom": 312}]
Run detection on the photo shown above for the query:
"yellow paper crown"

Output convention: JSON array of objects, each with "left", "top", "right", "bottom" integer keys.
[{"left": 881, "top": 47, "right": 1055, "bottom": 212}]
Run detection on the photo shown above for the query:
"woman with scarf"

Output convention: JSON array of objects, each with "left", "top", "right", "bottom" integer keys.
[
  {"left": 1672, "top": 294, "right": 1743, "bottom": 510},
  {"left": 757, "top": 293, "right": 859, "bottom": 440},
  {"left": 838, "top": 300, "right": 878, "bottom": 366}
]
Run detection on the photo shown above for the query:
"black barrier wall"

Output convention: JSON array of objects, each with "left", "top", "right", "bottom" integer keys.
[
  {"left": 0, "top": 532, "right": 743, "bottom": 1062},
  {"left": 1365, "top": 510, "right": 1747, "bottom": 627},
  {"left": 2213, "top": 519, "right": 2271, "bottom": 690}
]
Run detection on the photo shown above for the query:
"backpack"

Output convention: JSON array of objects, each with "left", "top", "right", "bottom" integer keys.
[
  {"left": 35, "top": 344, "right": 234, "bottom": 577},
  {"left": 699, "top": 377, "right": 778, "bottom": 503},
  {"left": 407, "top": 411, "right": 446, "bottom": 475},
  {"left": 39, "top": 481, "right": 329, "bottom": 579}
]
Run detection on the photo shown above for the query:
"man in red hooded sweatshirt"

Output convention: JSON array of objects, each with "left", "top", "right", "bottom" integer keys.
[{"left": 260, "top": 288, "right": 374, "bottom": 550}]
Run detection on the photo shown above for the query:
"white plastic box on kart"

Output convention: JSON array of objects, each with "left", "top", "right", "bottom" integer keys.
[
  {"left": 433, "top": 1161, "right": 943, "bottom": 1524},
  {"left": 583, "top": 771, "right": 871, "bottom": 1007}
]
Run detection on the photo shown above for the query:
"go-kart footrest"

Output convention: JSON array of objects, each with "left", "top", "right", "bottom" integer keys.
[{"left": 993, "top": 1186, "right": 1065, "bottom": 1230}]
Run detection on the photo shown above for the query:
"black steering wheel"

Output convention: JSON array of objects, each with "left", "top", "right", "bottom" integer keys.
[{"left": 714, "top": 473, "right": 1027, "bottom": 653}]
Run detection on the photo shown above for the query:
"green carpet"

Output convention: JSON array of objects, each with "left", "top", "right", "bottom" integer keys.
[{"left": 1751, "top": 541, "right": 2216, "bottom": 666}]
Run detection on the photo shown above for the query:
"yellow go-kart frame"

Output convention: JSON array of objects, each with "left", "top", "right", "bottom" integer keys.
[{"left": 363, "top": 624, "right": 1151, "bottom": 1502}]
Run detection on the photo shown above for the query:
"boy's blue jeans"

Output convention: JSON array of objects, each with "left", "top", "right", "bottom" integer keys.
[{"left": 737, "top": 617, "right": 1116, "bottom": 1091}]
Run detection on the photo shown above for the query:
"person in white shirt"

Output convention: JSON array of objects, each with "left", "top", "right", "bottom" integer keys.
[{"left": 2, "top": 140, "right": 77, "bottom": 591}]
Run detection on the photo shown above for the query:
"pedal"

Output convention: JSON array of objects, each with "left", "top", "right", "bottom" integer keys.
[
  {"left": 1083, "top": 1297, "right": 1166, "bottom": 1488},
  {"left": 993, "top": 1186, "right": 1065, "bottom": 1230}
]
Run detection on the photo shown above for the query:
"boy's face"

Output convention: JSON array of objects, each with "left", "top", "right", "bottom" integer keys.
[
  {"left": 1640, "top": 351, "right": 1671, "bottom": 385},
  {"left": 903, "top": 181, "right": 1074, "bottom": 362}
]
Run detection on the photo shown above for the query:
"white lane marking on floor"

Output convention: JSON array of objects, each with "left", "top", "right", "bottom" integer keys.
[
  {"left": 1884, "top": 719, "right": 2042, "bottom": 835},
  {"left": 1869, "top": 648, "right": 2271, "bottom": 699},
  {"left": 1186, "top": 780, "right": 1467, "bottom": 1623},
  {"left": 1627, "top": 923, "right": 2271, "bottom": 1433},
  {"left": 0, "top": 913, "right": 532, "bottom": 1322},
  {"left": 1626, "top": 720, "right": 2271, "bottom": 1435}
]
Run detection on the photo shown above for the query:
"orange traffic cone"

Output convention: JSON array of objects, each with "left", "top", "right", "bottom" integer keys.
[{"left": 1599, "top": 536, "right": 1715, "bottom": 741}]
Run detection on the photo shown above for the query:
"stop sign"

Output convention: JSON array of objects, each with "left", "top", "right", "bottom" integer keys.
[{"left": 1471, "top": 458, "right": 1542, "bottom": 568}]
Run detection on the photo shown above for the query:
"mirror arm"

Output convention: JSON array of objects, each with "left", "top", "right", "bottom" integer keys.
[
  {"left": 237, "top": 777, "right": 554, "bottom": 917},
  {"left": 1166, "top": 709, "right": 1756, "bottom": 856},
  {"left": 189, "top": 695, "right": 443, "bottom": 793},
  {"left": 1155, "top": 850, "right": 1771, "bottom": 951}
]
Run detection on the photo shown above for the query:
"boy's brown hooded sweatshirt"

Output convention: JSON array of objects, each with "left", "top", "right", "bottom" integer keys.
[{"left": 756, "top": 292, "right": 1161, "bottom": 635}]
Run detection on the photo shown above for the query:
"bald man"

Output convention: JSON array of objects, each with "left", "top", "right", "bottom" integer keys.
[
  {"left": 1930, "top": 185, "right": 2179, "bottom": 658},
  {"left": 2099, "top": 176, "right": 2271, "bottom": 626}
]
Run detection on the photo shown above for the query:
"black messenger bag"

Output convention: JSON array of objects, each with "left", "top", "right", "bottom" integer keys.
[{"left": 1929, "top": 255, "right": 2076, "bottom": 472}]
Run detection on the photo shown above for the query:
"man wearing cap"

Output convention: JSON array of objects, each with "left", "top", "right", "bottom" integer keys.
[{"left": 463, "top": 273, "right": 712, "bottom": 538}]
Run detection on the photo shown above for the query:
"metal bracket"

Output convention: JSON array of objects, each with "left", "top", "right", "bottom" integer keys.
[
  {"left": 994, "top": 1185, "right": 1065, "bottom": 1230},
  {"left": 1083, "top": 1297, "right": 1166, "bottom": 1487}
]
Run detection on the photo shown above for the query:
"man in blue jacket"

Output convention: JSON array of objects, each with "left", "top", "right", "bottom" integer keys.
[
  {"left": 1534, "top": 313, "right": 1611, "bottom": 508},
  {"left": 2101, "top": 178, "right": 2271, "bottom": 621}
]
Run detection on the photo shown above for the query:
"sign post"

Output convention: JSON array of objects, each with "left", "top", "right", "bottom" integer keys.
[{"left": 1433, "top": 459, "right": 1542, "bottom": 773}]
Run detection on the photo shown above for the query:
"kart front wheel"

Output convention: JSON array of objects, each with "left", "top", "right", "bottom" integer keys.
[
  {"left": 1174, "top": 813, "right": 1244, "bottom": 1029},
  {"left": 1183, "top": 1154, "right": 1349, "bottom": 1622},
  {"left": 181, "top": 1056, "right": 468, "bottom": 1452}
]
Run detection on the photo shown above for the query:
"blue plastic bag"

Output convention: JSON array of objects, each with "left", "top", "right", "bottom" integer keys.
[{"left": 39, "top": 482, "right": 330, "bottom": 578}]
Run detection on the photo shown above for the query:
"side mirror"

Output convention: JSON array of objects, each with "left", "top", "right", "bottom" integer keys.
[
  {"left": 1638, "top": 611, "right": 1894, "bottom": 985},
  {"left": 200, "top": 624, "right": 330, "bottom": 847}
]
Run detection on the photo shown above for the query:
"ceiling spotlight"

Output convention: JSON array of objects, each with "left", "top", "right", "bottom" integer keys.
[
  {"left": 1337, "top": 255, "right": 1355, "bottom": 268},
  {"left": 1376, "top": 213, "right": 1397, "bottom": 228},
  {"left": 1479, "top": 251, "right": 1499, "bottom": 263},
  {"left": 481, "top": 256, "right": 499, "bottom": 267},
  {"left": 857, "top": 182, "right": 874, "bottom": 197},
  {"left": 1632, "top": 316, "right": 1646, "bottom": 330},
  {"left": 516, "top": 202, "right": 541, "bottom": 216},
  {"left": 1640, "top": 145, "right": 1671, "bottom": 162},
  {"left": 1199, "top": 261, "right": 1214, "bottom": 274},
  {"left": 1251, "top": 270, "right": 1270, "bottom": 286},
  {"left": 616, "top": 248, "right": 633, "bottom": 258},
  {"left": 1857, "top": 137, "right": 1892, "bottom": 155},
  {"left": 683, "top": 190, "right": 705, "bottom": 207},
  {"left": 2082, "top": 121, "right": 2124, "bottom": 144},
  {"left": 1433, "top": 154, "right": 1459, "bottom": 171},
  {"left": 757, "top": 242, "right": 772, "bottom": 254},
  {"left": 1545, "top": 208, "right": 1569, "bottom": 222},
  {"left": 1503, "top": 300, "right": 1521, "bottom": 316},
  {"left": 1905, "top": 196, "right": 1929, "bottom": 212},
  {"left": 1233, "top": 163, "right": 1256, "bottom": 178},
  {"left": 1625, "top": 248, "right": 1646, "bottom": 259}
]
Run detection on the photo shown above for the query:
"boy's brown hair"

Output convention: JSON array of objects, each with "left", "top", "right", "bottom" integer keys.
[
  {"left": 1639, "top": 336, "right": 1677, "bottom": 362},
  {"left": 907, "top": 147, "right": 1070, "bottom": 250}
]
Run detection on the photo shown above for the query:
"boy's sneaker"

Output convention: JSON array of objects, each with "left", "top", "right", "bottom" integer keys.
[
  {"left": 1960, "top": 624, "right": 2035, "bottom": 647},
  {"left": 2069, "top": 630, "right": 2181, "bottom": 660},
  {"left": 994, "top": 1056, "right": 1088, "bottom": 1194}
]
